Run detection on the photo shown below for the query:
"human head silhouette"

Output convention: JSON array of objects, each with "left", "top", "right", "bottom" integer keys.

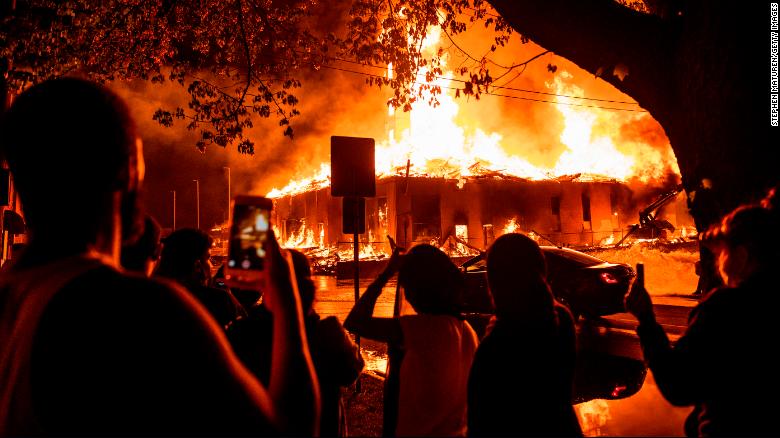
[
  {"left": 486, "top": 233, "right": 554, "bottom": 321},
  {"left": 121, "top": 215, "right": 162, "bottom": 276},
  {"left": 157, "top": 228, "right": 213, "bottom": 289},
  {"left": 702, "top": 191, "right": 780, "bottom": 286},
  {"left": 398, "top": 244, "right": 463, "bottom": 316},
  {"left": 0, "top": 78, "right": 144, "bottom": 257}
]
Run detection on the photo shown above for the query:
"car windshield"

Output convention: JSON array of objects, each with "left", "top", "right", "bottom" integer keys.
[{"left": 541, "top": 247, "right": 604, "bottom": 267}]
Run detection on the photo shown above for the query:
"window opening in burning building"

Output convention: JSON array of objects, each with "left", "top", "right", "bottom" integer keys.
[
  {"left": 284, "top": 218, "right": 306, "bottom": 247},
  {"left": 411, "top": 194, "right": 441, "bottom": 243},
  {"left": 582, "top": 193, "right": 592, "bottom": 231},
  {"left": 551, "top": 196, "right": 562, "bottom": 232},
  {"left": 455, "top": 224, "right": 469, "bottom": 254}
]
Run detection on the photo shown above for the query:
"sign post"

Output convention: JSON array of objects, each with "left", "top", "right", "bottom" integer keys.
[{"left": 331, "top": 136, "right": 375, "bottom": 393}]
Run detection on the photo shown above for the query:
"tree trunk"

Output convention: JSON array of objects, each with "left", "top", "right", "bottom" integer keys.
[{"left": 489, "top": 0, "right": 777, "bottom": 291}]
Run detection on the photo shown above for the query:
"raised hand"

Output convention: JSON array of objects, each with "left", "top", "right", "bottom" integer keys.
[{"left": 625, "top": 263, "right": 656, "bottom": 324}]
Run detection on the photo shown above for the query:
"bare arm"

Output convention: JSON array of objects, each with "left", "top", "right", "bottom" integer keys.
[
  {"left": 626, "top": 263, "right": 707, "bottom": 406},
  {"left": 344, "top": 251, "right": 403, "bottom": 345},
  {"left": 262, "top": 232, "right": 321, "bottom": 435}
]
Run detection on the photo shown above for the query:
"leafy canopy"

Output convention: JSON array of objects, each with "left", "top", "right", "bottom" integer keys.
[{"left": 2, "top": 0, "right": 529, "bottom": 153}]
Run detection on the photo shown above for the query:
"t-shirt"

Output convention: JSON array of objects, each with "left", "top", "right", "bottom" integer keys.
[
  {"left": 0, "top": 255, "right": 274, "bottom": 435},
  {"left": 395, "top": 314, "right": 478, "bottom": 437}
]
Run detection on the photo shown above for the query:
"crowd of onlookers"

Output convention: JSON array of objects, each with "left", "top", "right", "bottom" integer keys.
[{"left": 1, "top": 78, "right": 778, "bottom": 437}]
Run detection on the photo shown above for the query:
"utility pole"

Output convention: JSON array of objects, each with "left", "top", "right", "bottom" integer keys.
[
  {"left": 193, "top": 179, "right": 200, "bottom": 230},
  {"left": 224, "top": 166, "right": 231, "bottom": 225},
  {"left": 171, "top": 190, "right": 177, "bottom": 230}
]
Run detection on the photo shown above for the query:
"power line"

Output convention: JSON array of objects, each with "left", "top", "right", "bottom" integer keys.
[
  {"left": 329, "top": 57, "right": 640, "bottom": 106},
  {"left": 320, "top": 64, "right": 647, "bottom": 113}
]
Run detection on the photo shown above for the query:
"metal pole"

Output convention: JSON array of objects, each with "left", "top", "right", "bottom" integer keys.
[
  {"left": 194, "top": 179, "right": 200, "bottom": 230},
  {"left": 171, "top": 190, "right": 177, "bottom": 230},
  {"left": 224, "top": 167, "right": 231, "bottom": 225},
  {"left": 353, "top": 197, "right": 361, "bottom": 393}
]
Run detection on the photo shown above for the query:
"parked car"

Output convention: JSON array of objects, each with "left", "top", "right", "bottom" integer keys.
[{"left": 460, "top": 246, "right": 635, "bottom": 320}]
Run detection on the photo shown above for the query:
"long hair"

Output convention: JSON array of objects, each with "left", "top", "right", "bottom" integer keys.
[
  {"left": 486, "top": 233, "right": 555, "bottom": 324},
  {"left": 398, "top": 244, "right": 464, "bottom": 317}
]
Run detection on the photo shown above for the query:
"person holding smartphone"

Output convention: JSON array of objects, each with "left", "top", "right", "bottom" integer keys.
[
  {"left": 0, "top": 78, "right": 318, "bottom": 435},
  {"left": 625, "top": 190, "right": 780, "bottom": 436}
]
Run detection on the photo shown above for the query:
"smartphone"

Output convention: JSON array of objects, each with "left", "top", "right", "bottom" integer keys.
[
  {"left": 635, "top": 262, "right": 645, "bottom": 286},
  {"left": 225, "top": 195, "right": 273, "bottom": 284}
]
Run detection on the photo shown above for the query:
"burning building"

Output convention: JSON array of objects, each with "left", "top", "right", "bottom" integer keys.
[
  {"left": 264, "top": 26, "right": 691, "bottom": 265},
  {"left": 272, "top": 173, "right": 633, "bottom": 259}
]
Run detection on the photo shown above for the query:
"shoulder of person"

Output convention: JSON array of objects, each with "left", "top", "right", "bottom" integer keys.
[
  {"left": 695, "top": 286, "right": 739, "bottom": 312},
  {"left": 318, "top": 315, "right": 347, "bottom": 331},
  {"left": 400, "top": 313, "right": 476, "bottom": 340},
  {"left": 686, "top": 286, "right": 743, "bottom": 327},
  {"left": 52, "top": 267, "right": 217, "bottom": 330}
]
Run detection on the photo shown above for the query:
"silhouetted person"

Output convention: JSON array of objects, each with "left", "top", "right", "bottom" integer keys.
[
  {"left": 215, "top": 263, "right": 262, "bottom": 312},
  {"left": 0, "top": 78, "right": 319, "bottom": 435},
  {"left": 626, "top": 188, "right": 780, "bottom": 436},
  {"left": 467, "top": 233, "right": 582, "bottom": 437},
  {"left": 688, "top": 179, "right": 724, "bottom": 296},
  {"left": 345, "top": 244, "right": 478, "bottom": 437},
  {"left": 156, "top": 228, "right": 246, "bottom": 329},
  {"left": 229, "top": 249, "right": 363, "bottom": 437},
  {"left": 120, "top": 215, "right": 161, "bottom": 276}
]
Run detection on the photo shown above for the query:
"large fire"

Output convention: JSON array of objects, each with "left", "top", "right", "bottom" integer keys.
[{"left": 268, "top": 25, "right": 679, "bottom": 257}]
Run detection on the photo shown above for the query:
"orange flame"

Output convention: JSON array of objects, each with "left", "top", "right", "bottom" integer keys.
[
  {"left": 502, "top": 218, "right": 520, "bottom": 235},
  {"left": 267, "top": 24, "right": 680, "bottom": 259},
  {"left": 267, "top": 26, "right": 677, "bottom": 201},
  {"left": 575, "top": 399, "right": 612, "bottom": 436}
]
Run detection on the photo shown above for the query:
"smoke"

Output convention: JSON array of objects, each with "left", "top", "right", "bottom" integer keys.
[
  {"left": 110, "top": 64, "right": 389, "bottom": 231},
  {"left": 107, "top": 5, "right": 684, "bottom": 231}
]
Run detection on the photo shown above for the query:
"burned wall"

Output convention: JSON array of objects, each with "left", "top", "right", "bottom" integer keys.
[{"left": 272, "top": 176, "right": 633, "bottom": 253}]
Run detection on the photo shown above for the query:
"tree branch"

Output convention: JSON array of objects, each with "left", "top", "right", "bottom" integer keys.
[{"left": 488, "top": 0, "right": 674, "bottom": 115}]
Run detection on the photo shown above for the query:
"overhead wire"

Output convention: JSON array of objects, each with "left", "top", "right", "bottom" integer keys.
[
  {"left": 328, "top": 56, "right": 641, "bottom": 106},
  {"left": 319, "top": 63, "right": 647, "bottom": 113}
]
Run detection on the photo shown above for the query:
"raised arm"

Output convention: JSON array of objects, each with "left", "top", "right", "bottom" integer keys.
[
  {"left": 625, "top": 264, "right": 708, "bottom": 406},
  {"left": 344, "top": 249, "right": 403, "bottom": 345},
  {"left": 262, "top": 231, "right": 321, "bottom": 435}
]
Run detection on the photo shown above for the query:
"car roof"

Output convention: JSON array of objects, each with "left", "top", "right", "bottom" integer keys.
[
  {"left": 540, "top": 246, "right": 605, "bottom": 266},
  {"left": 460, "top": 245, "right": 608, "bottom": 269}
]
